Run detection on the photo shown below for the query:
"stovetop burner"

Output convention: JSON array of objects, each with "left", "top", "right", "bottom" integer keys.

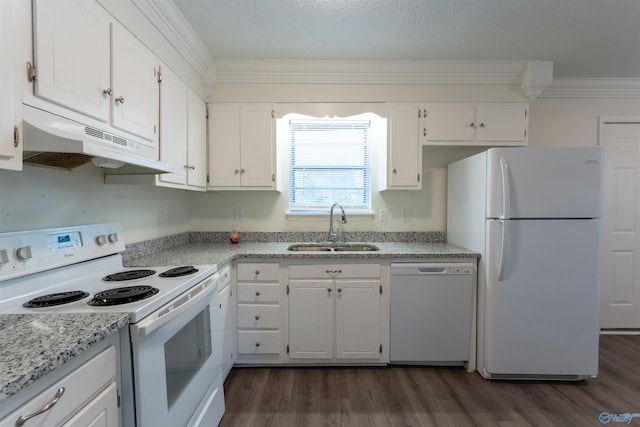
[
  {"left": 103, "top": 269, "right": 156, "bottom": 282},
  {"left": 23, "top": 291, "right": 90, "bottom": 308},
  {"left": 159, "top": 266, "right": 199, "bottom": 278},
  {"left": 88, "top": 286, "right": 160, "bottom": 306}
]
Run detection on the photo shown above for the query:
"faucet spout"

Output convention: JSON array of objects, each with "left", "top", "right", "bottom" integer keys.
[{"left": 328, "top": 203, "right": 348, "bottom": 242}]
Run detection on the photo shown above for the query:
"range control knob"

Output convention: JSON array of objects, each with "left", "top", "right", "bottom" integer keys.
[
  {"left": 16, "top": 246, "right": 32, "bottom": 261},
  {"left": 96, "top": 235, "right": 107, "bottom": 246},
  {"left": 108, "top": 233, "right": 119, "bottom": 243}
]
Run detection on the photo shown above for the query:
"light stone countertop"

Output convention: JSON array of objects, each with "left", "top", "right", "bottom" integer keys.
[
  {"left": 124, "top": 241, "right": 480, "bottom": 268},
  {"left": 0, "top": 313, "right": 129, "bottom": 403}
]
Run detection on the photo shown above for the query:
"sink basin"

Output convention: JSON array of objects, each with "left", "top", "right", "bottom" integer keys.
[
  {"left": 287, "top": 245, "right": 332, "bottom": 252},
  {"left": 332, "top": 244, "right": 379, "bottom": 252},
  {"left": 287, "top": 244, "right": 379, "bottom": 252}
]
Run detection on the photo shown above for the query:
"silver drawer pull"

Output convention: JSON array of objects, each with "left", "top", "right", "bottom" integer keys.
[
  {"left": 337, "top": 288, "right": 342, "bottom": 293},
  {"left": 15, "top": 387, "right": 65, "bottom": 426},
  {"left": 255, "top": 342, "right": 261, "bottom": 347},
  {"left": 255, "top": 291, "right": 260, "bottom": 296},
  {"left": 255, "top": 315, "right": 261, "bottom": 320},
  {"left": 325, "top": 269, "right": 342, "bottom": 274},
  {"left": 255, "top": 270, "right": 260, "bottom": 275}
]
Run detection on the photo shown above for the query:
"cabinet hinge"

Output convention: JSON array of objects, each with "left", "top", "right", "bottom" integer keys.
[
  {"left": 117, "top": 390, "right": 121, "bottom": 408},
  {"left": 524, "top": 129, "right": 527, "bottom": 138},
  {"left": 525, "top": 109, "right": 528, "bottom": 118},
  {"left": 417, "top": 173, "right": 421, "bottom": 182},
  {"left": 423, "top": 109, "right": 427, "bottom": 117},
  {"left": 286, "top": 344, "right": 290, "bottom": 354},
  {"left": 26, "top": 62, "right": 37, "bottom": 82},
  {"left": 271, "top": 110, "right": 275, "bottom": 119},
  {"left": 379, "top": 344, "right": 383, "bottom": 353},
  {"left": 156, "top": 66, "right": 162, "bottom": 83},
  {"left": 207, "top": 174, "right": 210, "bottom": 183},
  {"left": 418, "top": 109, "right": 421, "bottom": 118},
  {"left": 379, "top": 285, "right": 382, "bottom": 295},
  {"left": 272, "top": 174, "right": 276, "bottom": 182},
  {"left": 286, "top": 285, "right": 289, "bottom": 295},
  {"left": 206, "top": 106, "right": 209, "bottom": 119}
]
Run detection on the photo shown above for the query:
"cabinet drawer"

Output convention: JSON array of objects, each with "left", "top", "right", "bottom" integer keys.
[
  {"left": 237, "top": 263, "right": 279, "bottom": 281},
  {"left": 238, "top": 304, "right": 280, "bottom": 328},
  {"left": 288, "top": 264, "right": 381, "bottom": 279},
  {"left": 1, "top": 347, "right": 116, "bottom": 427},
  {"left": 238, "top": 331, "right": 281, "bottom": 354},
  {"left": 237, "top": 283, "right": 280, "bottom": 302}
]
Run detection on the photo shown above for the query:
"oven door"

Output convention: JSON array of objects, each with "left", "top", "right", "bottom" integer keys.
[{"left": 129, "top": 274, "right": 221, "bottom": 427}]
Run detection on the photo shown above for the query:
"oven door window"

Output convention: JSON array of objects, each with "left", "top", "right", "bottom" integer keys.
[{"left": 164, "top": 306, "right": 212, "bottom": 408}]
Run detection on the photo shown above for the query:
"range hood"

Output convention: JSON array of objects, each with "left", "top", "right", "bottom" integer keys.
[{"left": 22, "top": 105, "right": 170, "bottom": 174}]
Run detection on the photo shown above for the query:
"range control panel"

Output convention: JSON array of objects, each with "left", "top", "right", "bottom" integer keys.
[{"left": 0, "top": 223, "right": 124, "bottom": 281}]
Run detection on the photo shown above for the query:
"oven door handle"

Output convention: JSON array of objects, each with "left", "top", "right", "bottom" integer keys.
[{"left": 130, "top": 274, "right": 218, "bottom": 342}]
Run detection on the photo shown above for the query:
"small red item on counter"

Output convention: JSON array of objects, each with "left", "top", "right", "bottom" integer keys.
[{"left": 230, "top": 231, "right": 240, "bottom": 244}]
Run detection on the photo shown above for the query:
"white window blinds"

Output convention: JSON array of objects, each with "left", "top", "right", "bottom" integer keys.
[{"left": 289, "top": 119, "right": 371, "bottom": 212}]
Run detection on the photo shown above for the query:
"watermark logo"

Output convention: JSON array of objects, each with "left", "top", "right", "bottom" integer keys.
[{"left": 599, "top": 412, "right": 640, "bottom": 424}]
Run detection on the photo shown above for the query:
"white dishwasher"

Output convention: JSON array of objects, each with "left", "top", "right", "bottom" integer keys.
[{"left": 390, "top": 263, "right": 475, "bottom": 365}]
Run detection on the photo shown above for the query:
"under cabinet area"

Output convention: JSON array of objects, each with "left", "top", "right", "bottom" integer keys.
[
  {"left": 235, "top": 262, "right": 283, "bottom": 363},
  {"left": 287, "top": 263, "right": 385, "bottom": 363},
  {"left": 28, "top": 0, "right": 160, "bottom": 144},
  {"left": 208, "top": 103, "right": 277, "bottom": 190},
  {"left": 0, "top": 346, "right": 118, "bottom": 427}
]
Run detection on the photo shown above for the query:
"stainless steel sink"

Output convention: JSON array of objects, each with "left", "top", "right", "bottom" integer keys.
[{"left": 287, "top": 243, "right": 379, "bottom": 252}]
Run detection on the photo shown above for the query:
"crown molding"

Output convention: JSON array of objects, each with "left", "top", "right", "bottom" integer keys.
[
  {"left": 540, "top": 78, "right": 640, "bottom": 98},
  {"left": 131, "top": 0, "right": 213, "bottom": 77}
]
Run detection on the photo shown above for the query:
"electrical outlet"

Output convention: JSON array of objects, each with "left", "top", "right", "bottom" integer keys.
[
  {"left": 402, "top": 208, "right": 412, "bottom": 222},
  {"left": 379, "top": 209, "right": 388, "bottom": 222},
  {"left": 235, "top": 208, "right": 244, "bottom": 221}
]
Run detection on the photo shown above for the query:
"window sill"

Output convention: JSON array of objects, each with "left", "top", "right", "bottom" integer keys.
[{"left": 286, "top": 211, "right": 374, "bottom": 220}]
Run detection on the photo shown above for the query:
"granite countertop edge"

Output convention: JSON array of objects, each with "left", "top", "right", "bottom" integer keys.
[
  {"left": 0, "top": 313, "right": 129, "bottom": 404},
  {"left": 125, "top": 241, "right": 480, "bottom": 268}
]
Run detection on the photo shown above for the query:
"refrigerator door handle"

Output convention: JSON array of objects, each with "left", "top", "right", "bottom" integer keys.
[
  {"left": 497, "top": 219, "right": 508, "bottom": 281},
  {"left": 499, "top": 156, "right": 511, "bottom": 220}
]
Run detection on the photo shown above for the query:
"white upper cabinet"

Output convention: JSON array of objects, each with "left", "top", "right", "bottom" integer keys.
[
  {"left": 208, "top": 103, "right": 276, "bottom": 190},
  {"left": 382, "top": 103, "right": 422, "bottom": 190},
  {"left": 0, "top": 0, "right": 26, "bottom": 171},
  {"left": 157, "top": 67, "right": 206, "bottom": 191},
  {"left": 424, "top": 103, "right": 528, "bottom": 146},
  {"left": 30, "top": 0, "right": 159, "bottom": 143}
]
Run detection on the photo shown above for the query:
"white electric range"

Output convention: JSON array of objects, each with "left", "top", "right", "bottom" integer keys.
[{"left": 0, "top": 223, "right": 227, "bottom": 427}]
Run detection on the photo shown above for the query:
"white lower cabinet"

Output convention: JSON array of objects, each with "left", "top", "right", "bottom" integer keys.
[
  {"left": 1, "top": 346, "right": 118, "bottom": 427},
  {"left": 287, "top": 264, "right": 384, "bottom": 363},
  {"left": 235, "top": 262, "right": 283, "bottom": 363}
]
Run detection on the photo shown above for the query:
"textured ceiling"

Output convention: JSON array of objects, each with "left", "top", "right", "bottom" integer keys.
[{"left": 172, "top": 0, "right": 640, "bottom": 78}]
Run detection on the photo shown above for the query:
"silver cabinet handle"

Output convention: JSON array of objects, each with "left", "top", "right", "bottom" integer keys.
[
  {"left": 479, "top": 123, "right": 485, "bottom": 128},
  {"left": 116, "top": 96, "right": 125, "bottom": 104},
  {"left": 255, "top": 315, "right": 261, "bottom": 320},
  {"left": 241, "top": 168, "right": 246, "bottom": 174},
  {"left": 325, "top": 270, "right": 342, "bottom": 274},
  {"left": 392, "top": 168, "right": 397, "bottom": 174},
  {"left": 13, "top": 126, "right": 19, "bottom": 148},
  {"left": 255, "top": 291, "right": 260, "bottom": 296},
  {"left": 102, "top": 88, "right": 113, "bottom": 96},
  {"left": 15, "top": 387, "right": 65, "bottom": 426},
  {"left": 255, "top": 270, "right": 260, "bottom": 275},
  {"left": 234, "top": 169, "right": 240, "bottom": 174},
  {"left": 327, "top": 288, "right": 332, "bottom": 293},
  {"left": 337, "top": 288, "right": 342, "bottom": 293},
  {"left": 255, "top": 342, "right": 261, "bottom": 347}
]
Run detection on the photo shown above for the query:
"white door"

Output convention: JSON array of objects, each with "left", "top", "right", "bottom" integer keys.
[
  {"left": 600, "top": 123, "right": 640, "bottom": 329},
  {"left": 484, "top": 218, "right": 600, "bottom": 376},
  {"left": 335, "top": 280, "right": 380, "bottom": 359},
  {"left": 288, "top": 280, "right": 333, "bottom": 359},
  {"left": 240, "top": 104, "right": 275, "bottom": 188},
  {"left": 186, "top": 91, "right": 207, "bottom": 189},
  {"left": 476, "top": 104, "right": 527, "bottom": 143},
  {"left": 33, "top": 0, "right": 110, "bottom": 122},
  {"left": 208, "top": 103, "right": 241, "bottom": 187},
  {"left": 158, "top": 67, "right": 188, "bottom": 185},
  {"left": 485, "top": 147, "right": 602, "bottom": 219},
  {"left": 387, "top": 103, "right": 422, "bottom": 188}
]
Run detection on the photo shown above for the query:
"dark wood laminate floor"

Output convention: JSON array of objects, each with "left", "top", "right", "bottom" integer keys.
[{"left": 218, "top": 335, "right": 640, "bottom": 427}]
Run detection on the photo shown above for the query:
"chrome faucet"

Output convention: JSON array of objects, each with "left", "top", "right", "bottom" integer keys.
[{"left": 328, "top": 203, "right": 348, "bottom": 242}]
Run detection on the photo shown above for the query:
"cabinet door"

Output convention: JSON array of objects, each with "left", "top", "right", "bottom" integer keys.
[
  {"left": 386, "top": 103, "right": 422, "bottom": 189},
  {"left": 32, "top": 0, "right": 110, "bottom": 122},
  {"left": 158, "top": 67, "right": 188, "bottom": 186},
  {"left": 208, "top": 103, "right": 241, "bottom": 187},
  {"left": 186, "top": 90, "right": 207, "bottom": 190},
  {"left": 62, "top": 382, "right": 118, "bottom": 427},
  {"left": 0, "top": 0, "right": 24, "bottom": 170},
  {"left": 111, "top": 25, "right": 159, "bottom": 142},
  {"left": 424, "top": 103, "right": 475, "bottom": 142},
  {"left": 476, "top": 104, "right": 527, "bottom": 143},
  {"left": 240, "top": 104, "right": 275, "bottom": 188},
  {"left": 335, "top": 280, "right": 381, "bottom": 359},
  {"left": 288, "top": 280, "right": 333, "bottom": 359}
]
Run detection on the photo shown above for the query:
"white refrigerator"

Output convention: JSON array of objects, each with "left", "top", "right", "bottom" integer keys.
[{"left": 447, "top": 147, "right": 602, "bottom": 380}]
